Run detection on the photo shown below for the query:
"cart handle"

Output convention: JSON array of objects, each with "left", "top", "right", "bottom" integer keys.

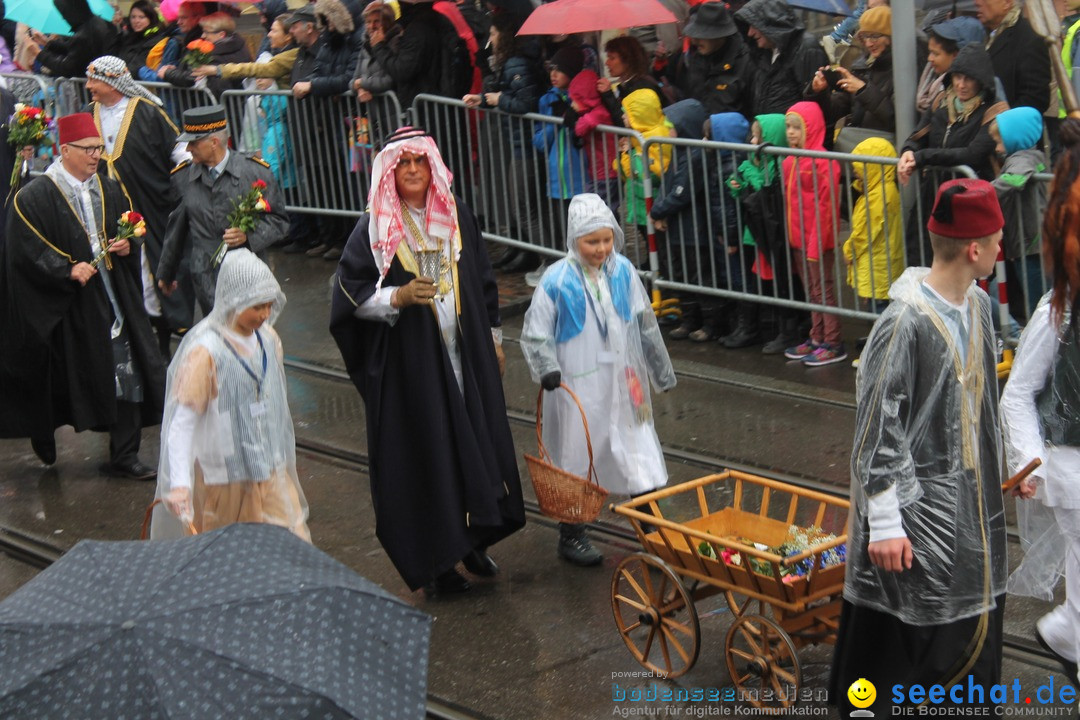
[
  {"left": 535, "top": 383, "right": 601, "bottom": 488},
  {"left": 1001, "top": 457, "right": 1041, "bottom": 494}
]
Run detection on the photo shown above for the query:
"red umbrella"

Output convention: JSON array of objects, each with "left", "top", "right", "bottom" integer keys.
[{"left": 517, "top": 0, "right": 679, "bottom": 35}]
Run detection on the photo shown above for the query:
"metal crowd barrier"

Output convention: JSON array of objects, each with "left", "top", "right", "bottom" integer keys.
[
  {"left": 638, "top": 132, "right": 1051, "bottom": 324},
  {"left": 1, "top": 72, "right": 56, "bottom": 116},
  {"left": 220, "top": 88, "right": 403, "bottom": 218},
  {"left": 411, "top": 93, "right": 649, "bottom": 268},
  {"left": 34, "top": 70, "right": 1052, "bottom": 328}
]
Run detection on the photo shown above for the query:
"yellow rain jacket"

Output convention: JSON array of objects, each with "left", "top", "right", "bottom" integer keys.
[
  {"left": 617, "top": 88, "right": 672, "bottom": 179},
  {"left": 844, "top": 136, "right": 904, "bottom": 301}
]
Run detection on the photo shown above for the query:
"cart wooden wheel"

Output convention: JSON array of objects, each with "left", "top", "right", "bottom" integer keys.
[
  {"left": 724, "top": 614, "right": 801, "bottom": 712},
  {"left": 724, "top": 591, "right": 770, "bottom": 620},
  {"left": 611, "top": 553, "right": 701, "bottom": 678}
]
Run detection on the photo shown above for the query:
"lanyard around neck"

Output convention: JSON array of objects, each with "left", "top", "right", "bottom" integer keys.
[{"left": 223, "top": 330, "right": 268, "bottom": 400}]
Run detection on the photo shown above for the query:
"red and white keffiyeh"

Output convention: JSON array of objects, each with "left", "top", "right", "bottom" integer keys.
[{"left": 367, "top": 128, "right": 460, "bottom": 293}]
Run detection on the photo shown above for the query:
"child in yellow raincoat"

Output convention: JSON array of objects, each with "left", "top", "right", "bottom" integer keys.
[
  {"left": 616, "top": 88, "right": 673, "bottom": 232},
  {"left": 843, "top": 136, "right": 905, "bottom": 314}
]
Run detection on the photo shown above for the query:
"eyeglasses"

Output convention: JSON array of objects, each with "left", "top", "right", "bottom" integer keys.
[
  {"left": 859, "top": 33, "right": 887, "bottom": 42},
  {"left": 67, "top": 143, "right": 105, "bottom": 155}
]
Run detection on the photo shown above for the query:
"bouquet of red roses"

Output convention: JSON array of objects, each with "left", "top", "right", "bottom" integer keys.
[
  {"left": 6, "top": 103, "right": 54, "bottom": 185},
  {"left": 182, "top": 39, "right": 215, "bottom": 69},
  {"left": 91, "top": 211, "right": 146, "bottom": 269},
  {"left": 212, "top": 179, "right": 270, "bottom": 268}
]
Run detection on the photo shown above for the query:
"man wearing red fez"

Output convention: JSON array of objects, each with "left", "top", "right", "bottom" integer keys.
[
  {"left": 0, "top": 112, "right": 165, "bottom": 479},
  {"left": 830, "top": 178, "right": 1007, "bottom": 715}
]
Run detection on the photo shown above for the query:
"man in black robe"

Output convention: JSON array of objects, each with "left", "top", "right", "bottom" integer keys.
[
  {"left": 330, "top": 128, "right": 525, "bottom": 595},
  {"left": 85, "top": 55, "right": 195, "bottom": 356},
  {"left": 0, "top": 113, "right": 165, "bottom": 478}
]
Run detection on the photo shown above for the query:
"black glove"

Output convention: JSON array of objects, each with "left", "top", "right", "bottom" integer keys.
[{"left": 540, "top": 371, "right": 562, "bottom": 392}]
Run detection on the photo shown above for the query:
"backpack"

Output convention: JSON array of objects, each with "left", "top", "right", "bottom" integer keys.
[{"left": 432, "top": 8, "right": 476, "bottom": 98}]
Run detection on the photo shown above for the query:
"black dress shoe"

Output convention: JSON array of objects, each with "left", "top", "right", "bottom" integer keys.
[
  {"left": 1035, "top": 626, "right": 1079, "bottom": 683},
  {"left": 423, "top": 568, "right": 471, "bottom": 597},
  {"left": 462, "top": 549, "right": 499, "bottom": 577},
  {"left": 100, "top": 461, "right": 157, "bottom": 481},
  {"left": 31, "top": 435, "right": 56, "bottom": 466}
]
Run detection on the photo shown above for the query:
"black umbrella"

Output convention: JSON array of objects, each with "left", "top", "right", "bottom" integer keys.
[{"left": 0, "top": 523, "right": 432, "bottom": 719}]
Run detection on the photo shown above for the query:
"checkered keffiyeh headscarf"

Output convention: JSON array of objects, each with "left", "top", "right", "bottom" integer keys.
[
  {"left": 86, "top": 55, "right": 164, "bottom": 106},
  {"left": 367, "top": 127, "right": 460, "bottom": 293}
]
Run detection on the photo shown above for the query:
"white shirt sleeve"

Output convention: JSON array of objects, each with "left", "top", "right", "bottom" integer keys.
[
  {"left": 166, "top": 404, "right": 199, "bottom": 491},
  {"left": 171, "top": 143, "right": 192, "bottom": 167},
  {"left": 353, "top": 285, "right": 401, "bottom": 324},
  {"left": 867, "top": 485, "right": 907, "bottom": 543},
  {"left": 1000, "top": 305, "right": 1054, "bottom": 484}
]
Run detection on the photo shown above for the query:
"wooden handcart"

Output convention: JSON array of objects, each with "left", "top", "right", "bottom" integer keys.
[{"left": 609, "top": 470, "right": 850, "bottom": 712}]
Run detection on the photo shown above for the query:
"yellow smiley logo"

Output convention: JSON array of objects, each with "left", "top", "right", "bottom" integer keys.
[{"left": 847, "top": 678, "right": 876, "bottom": 709}]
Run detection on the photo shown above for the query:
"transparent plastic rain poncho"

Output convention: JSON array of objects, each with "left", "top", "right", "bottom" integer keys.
[
  {"left": 847, "top": 268, "right": 1006, "bottom": 624},
  {"left": 1002, "top": 296, "right": 1080, "bottom": 601},
  {"left": 520, "top": 194, "right": 676, "bottom": 495},
  {"left": 150, "top": 249, "right": 309, "bottom": 541}
]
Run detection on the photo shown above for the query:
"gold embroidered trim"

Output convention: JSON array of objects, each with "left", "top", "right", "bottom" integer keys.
[{"left": 183, "top": 120, "right": 226, "bottom": 133}]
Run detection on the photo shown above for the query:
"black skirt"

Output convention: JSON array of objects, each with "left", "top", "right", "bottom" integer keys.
[{"left": 828, "top": 596, "right": 1006, "bottom": 716}]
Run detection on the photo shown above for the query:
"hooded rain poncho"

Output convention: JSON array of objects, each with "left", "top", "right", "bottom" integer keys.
[
  {"left": 150, "top": 249, "right": 309, "bottom": 541},
  {"left": 520, "top": 194, "right": 676, "bottom": 495},
  {"left": 847, "top": 267, "right": 1006, "bottom": 624}
]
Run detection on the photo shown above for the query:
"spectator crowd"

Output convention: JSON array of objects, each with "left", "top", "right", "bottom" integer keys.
[{"left": 0, "top": 0, "right": 1074, "bottom": 363}]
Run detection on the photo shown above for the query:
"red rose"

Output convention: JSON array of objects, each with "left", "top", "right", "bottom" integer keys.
[
  {"left": 252, "top": 179, "right": 267, "bottom": 190},
  {"left": 128, "top": 211, "right": 143, "bottom": 224}
]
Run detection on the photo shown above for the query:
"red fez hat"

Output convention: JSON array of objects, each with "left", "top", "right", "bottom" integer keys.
[
  {"left": 927, "top": 178, "right": 1004, "bottom": 239},
  {"left": 58, "top": 113, "right": 100, "bottom": 146}
]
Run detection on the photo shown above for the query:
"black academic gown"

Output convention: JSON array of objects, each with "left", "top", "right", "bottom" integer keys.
[
  {"left": 91, "top": 97, "right": 195, "bottom": 330},
  {"left": 0, "top": 86, "right": 14, "bottom": 235},
  {"left": 329, "top": 198, "right": 525, "bottom": 590},
  {"left": 0, "top": 174, "right": 165, "bottom": 440}
]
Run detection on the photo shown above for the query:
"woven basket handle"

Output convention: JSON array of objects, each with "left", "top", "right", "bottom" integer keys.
[
  {"left": 535, "top": 383, "right": 600, "bottom": 488},
  {"left": 141, "top": 498, "right": 198, "bottom": 539}
]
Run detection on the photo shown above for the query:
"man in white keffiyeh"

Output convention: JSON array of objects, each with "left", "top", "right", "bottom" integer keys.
[{"left": 330, "top": 127, "right": 525, "bottom": 597}]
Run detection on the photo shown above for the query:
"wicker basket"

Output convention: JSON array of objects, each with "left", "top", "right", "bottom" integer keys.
[
  {"left": 524, "top": 384, "right": 609, "bottom": 524},
  {"left": 141, "top": 498, "right": 198, "bottom": 539}
]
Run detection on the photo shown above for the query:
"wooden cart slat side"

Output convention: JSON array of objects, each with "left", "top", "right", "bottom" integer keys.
[{"left": 611, "top": 471, "right": 849, "bottom": 616}]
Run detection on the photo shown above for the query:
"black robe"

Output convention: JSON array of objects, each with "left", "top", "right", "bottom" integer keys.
[
  {"left": 91, "top": 97, "right": 195, "bottom": 330},
  {"left": 329, "top": 199, "right": 525, "bottom": 590},
  {"left": 0, "top": 174, "right": 165, "bottom": 440}
]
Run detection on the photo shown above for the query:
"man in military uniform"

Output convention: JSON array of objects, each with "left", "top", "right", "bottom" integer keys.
[
  {"left": 85, "top": 55, "right": 194, "bottom": 356},
  {"left": 157, "top": 106, "right": 289, "bottom": 314}
]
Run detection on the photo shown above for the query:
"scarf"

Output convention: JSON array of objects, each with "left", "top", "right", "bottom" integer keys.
[
  {"left": 87, "top": 54, "right": 164, "bottom": 106},
  {"left": 945, "top": 89, "right": 984, "bottom": 126}
]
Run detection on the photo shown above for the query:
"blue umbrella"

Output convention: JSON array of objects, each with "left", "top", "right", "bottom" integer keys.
[
  {"left": 787, "top": 0, "right": 853, "bottom": 16},
  {"left": 5, "top": 0, "right": 115, "bottom": 36}
]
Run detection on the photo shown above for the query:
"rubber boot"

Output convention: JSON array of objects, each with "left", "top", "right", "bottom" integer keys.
[
  {"left": 723, "top": 301, "right": 763, "bottom": 349},
  {"left": 558, "top": 523, "right": 603, "bottom": 566}
]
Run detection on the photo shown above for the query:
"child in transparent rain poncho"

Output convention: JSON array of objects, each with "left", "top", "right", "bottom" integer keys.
[
  {"left": 521, "top": 193, "right": 676, "bottom": 567},
  {"left": 149, "top": 249, "right": 310, "bottom": 541}
]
